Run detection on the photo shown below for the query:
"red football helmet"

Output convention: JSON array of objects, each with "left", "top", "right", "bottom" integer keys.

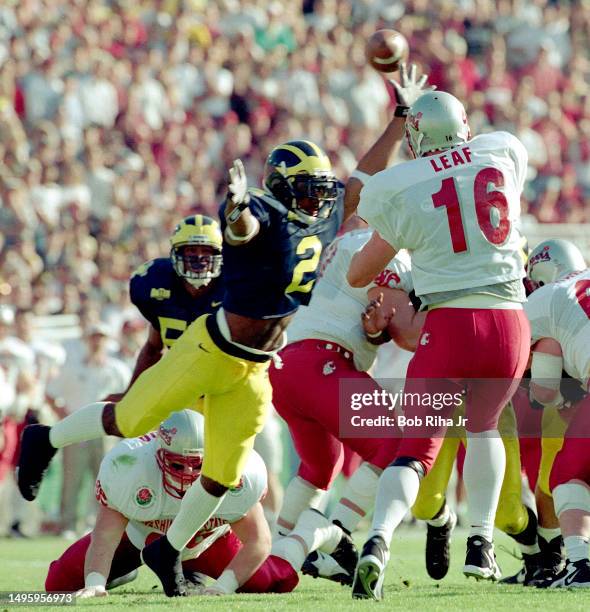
[{"left": 155, "top": 410, "right": 204, "bottom": 499}]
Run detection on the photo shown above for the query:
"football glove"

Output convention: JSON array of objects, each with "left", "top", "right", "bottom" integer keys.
[{"left": 228, "top": 159, "right": 250, "bottom": 206}]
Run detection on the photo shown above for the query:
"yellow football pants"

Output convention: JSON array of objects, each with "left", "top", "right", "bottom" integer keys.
[
  {"left": 537, "top": 407, "right": 566, "bottom": 496},
  {"left": 412, "top": 403, "right": 529, "bottom": 535},
  {"left": 115, "top": 314, "right": 272, "bottom": 487}
]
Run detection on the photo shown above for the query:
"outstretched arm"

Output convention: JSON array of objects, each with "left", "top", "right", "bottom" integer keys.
[
  {"left": 530, "top": 338, "right": 564, "bottom": 407},
  {"left": 76, "top": 503, "right": 129, "bottom": 598},
  {"left": 343, "top": 63, "right": 434, "bottom": 221},
  {"left": 202, "top": 502, "right": 271, "bottom": 595}
]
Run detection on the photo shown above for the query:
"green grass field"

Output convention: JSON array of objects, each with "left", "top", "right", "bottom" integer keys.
[{"left": 0, "top": 527, "right": 588, "bottom": 611}]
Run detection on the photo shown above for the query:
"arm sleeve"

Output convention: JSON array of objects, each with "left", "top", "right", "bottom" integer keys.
[{"left": 524, "top": 287, "right": 553, "bottom": 342}]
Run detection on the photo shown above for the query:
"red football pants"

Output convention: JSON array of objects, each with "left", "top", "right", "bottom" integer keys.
[
  {"left": 550, "top": 395, "right": 590, "bottom": 490},
  {"left": 396, "top": 308, "right": 530, "bottom": 473},
  {"left": 45, "top": 530, "right": 297, "bottom": 593},
  {"left": 270, "top": 340, "right": 401, "bottom": 489}
]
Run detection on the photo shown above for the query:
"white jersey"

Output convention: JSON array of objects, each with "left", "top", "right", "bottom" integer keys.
[
  {"left": 524, "top": 269, "right": 590, "bottom": 384},
  {"left": 287, "top": 229, "right": 413, "bottom": 372},
  {"left": 358, "top": 131, "right": 528, "bottom": 304},
  {"left": 96, "top": 436, "right": 267, "bottom": 560}
]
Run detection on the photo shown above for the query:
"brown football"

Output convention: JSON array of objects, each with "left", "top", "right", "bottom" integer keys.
[{"left": 365, "top": 29, "right": 409, "bottom": 73}]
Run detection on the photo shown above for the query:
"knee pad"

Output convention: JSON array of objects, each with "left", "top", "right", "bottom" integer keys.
[
  {"left": 553, "top": 482, "right": 590, "bottom": 516},
  {"left": 390, "top": 456, "right": 426, "bottom": 479}
]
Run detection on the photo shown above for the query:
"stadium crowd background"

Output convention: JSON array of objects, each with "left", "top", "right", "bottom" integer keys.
[{"left": 1, "top": 0, "right": 590, "bottom": 535}]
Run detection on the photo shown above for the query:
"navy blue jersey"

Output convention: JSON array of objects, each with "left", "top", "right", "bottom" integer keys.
[
  {"left": 129, "top": 258, "right": 224, "bottom": 347},
  {"left": 219, "top": 189, "right": 343, "bottom": 319}
]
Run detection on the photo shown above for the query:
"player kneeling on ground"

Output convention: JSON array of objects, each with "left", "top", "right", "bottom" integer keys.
[{"left": 45, "top": 410, "right": 353, "bottom": 597}]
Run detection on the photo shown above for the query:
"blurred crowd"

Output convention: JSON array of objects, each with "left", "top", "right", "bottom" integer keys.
[{"left": 1, "top": 0, "right": 590, "bottom": 534}]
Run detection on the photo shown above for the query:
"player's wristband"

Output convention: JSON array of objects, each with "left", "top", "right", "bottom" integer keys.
[
  {"left": 226, "top": 197, "right": 250, "bottom": 224},
  {"left": 85, "top": 572, "right": 107, "bottom": 589},
  {"left": 215, "top": 569, "right": 239, "bottom": 594},
  {"left": 366, "top": 330, "right": 384, "bottom": 339},
  {"left": 394, "top": 105, "right": 409, "bottom": 118}
]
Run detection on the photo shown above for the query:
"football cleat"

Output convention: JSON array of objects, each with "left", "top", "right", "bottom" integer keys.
[
  {"left": 463, "top": 536, "right": 501, "bottom": 581},
  {"left": 16, "top": 424, "right": 57, "bottom": 501},
  {"left": 425, "top": 508, "right": 457, "bottom": 580},
  {"left": 302, "top": 550, "right": 353, "bottom": 585},
  {"left": 536, "top": 559, "right": 590, "bottom": 589},
  {"left": 352, "top": 535, "right": 389, "bottom": 600},
  {"left": 142, "top": 536, "right": 187, "bottom": 597},
  {"left": 500, "top": 552, "right": 542, "bottom": 586}
]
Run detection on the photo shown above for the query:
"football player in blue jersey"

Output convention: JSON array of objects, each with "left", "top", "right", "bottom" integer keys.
[
  {"left": 18, "top": 140, "right": 346, "bottom": 596},
  {"left": 107, "top": 215, "right": 225, "bottom": 400},
  {"left": 19, "top": 73, "right": 423, "bottom": 593}
]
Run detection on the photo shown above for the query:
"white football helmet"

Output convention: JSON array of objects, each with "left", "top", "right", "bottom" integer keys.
[
  {"left": 156, "top": 410, "right": 204, "bottom": 499},
  {"left": 405, "top": 91, "right": 471, "bottom": 157},
  {"left": 527, "top": 239, "right": 586, "bottom": 290}
]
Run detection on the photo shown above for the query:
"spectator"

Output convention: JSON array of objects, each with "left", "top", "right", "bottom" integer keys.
[{"left": 46, "top": 322, "right": 130, "bottom": 537}]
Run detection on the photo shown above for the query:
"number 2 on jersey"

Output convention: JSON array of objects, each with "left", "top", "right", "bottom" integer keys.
[
  {"left": 286, "top": 235, "right": 323, "bottom": 294},
  {"left": 432, "top": 167, "right": 510, "bottom": 253}
]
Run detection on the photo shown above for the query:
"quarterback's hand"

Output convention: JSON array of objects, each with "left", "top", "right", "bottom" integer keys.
[
  {"left": 228, "top": 159, "right": 249, "bottom": 206},
  {"left": 75, "top": 586, "right": 107, "bottom": 599},
  {"left": 389, "top": 62, "right": 435, "bottom": 108},
  {"left": 362, "top": 292, "right": 395, "bottom": 337}
]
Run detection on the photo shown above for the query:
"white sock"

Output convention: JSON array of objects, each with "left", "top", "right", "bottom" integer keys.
[
  {"left": 464, "top": 431, "right": 505, "bottom": 542},
  {"left": 272, "top": 512, "right": 342, "bottom": 570},
  {"left": 49, "top": 402, "right": 107, "bottom": 448},
  {"left": 427, "top": 503, "right": 450, "bottom": 528},
  {"left": 276, "top": 476, "right": 324, "bottom": 536},
  {"left": 564, "top": 535, "right": 590, "bottom": 563},
  {"left": 538, "top": 526, "right": 561, "bottom": 543},
  {"left": 368, "top": 465, "right": 421, "bottom": 546},
  {"left": 167, "top": 479, "right": 226, "bottom": 551},
  {"left": 330, "top": 462, "right": 380, "bottom": 533}
]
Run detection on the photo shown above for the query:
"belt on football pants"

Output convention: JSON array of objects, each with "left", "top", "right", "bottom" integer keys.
[
  {"left": 205, "top": 314, "right": 272, "bottom": 363},
  {"left": 293, "top": 339, "right": 354, "bottom": 362}
]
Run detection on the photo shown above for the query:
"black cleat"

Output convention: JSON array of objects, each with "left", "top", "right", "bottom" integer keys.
[
  {"left": 302, "top": 550, "right": 354, "bottom": 586},
  {"left": 463, "top": 535, "right": 501, "bottom": 581},
  {"left": 142, "top": 536, "right": 187, "bottom": 597},
  {"left": 352, "top": 535, "right": 389, "bottom": 600},
  {"left": 426, "top": 508, "right": 457, "bottom": 580},
  {"left": 500, "top": 552, "right": 542, "bottom": 585},
  {"left": 330, "top": 530, "right": 359, "bottom": 585},
  {"left": 536, "top": 559, "right": 590, "bottom": 589},
  {"left": 16, "top": 425, "right": 57, "bottom": 501}
]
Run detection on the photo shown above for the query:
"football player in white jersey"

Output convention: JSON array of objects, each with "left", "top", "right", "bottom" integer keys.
[
  {"left": 45, "top": 410, "right": 354, "bottom": 597},
  {"left": 524, "top": 239, "right": 590, "bottom": 588},
  {"left": 349, "top": 90, "right": 531, "bottom": 599},
  {"left": 270, "top": 228, "right": 413, "bottom": 585}
]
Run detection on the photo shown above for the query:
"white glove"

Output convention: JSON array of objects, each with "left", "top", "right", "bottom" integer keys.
[
  {"left": 389, "top": 62, "right": 435, "bottom": 109},
  {"left": 75, "top": 586, "right": 107, "bottom": 599},
  {"left": 228, "top": 159, "right": 249, "bottom": 206}
]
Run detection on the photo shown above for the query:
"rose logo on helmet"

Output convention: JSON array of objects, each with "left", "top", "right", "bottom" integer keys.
[{"left": 158, "top": 426, "right": 177, "bottom": 446}]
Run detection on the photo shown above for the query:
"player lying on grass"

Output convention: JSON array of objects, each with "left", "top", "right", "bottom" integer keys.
[{"left": 45, "top": 410, "right": 355, "bottom": 597}]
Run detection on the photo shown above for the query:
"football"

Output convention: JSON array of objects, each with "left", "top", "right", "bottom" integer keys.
[{"left": 365, "top": 29, "right": 409, "bottom": 73}]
